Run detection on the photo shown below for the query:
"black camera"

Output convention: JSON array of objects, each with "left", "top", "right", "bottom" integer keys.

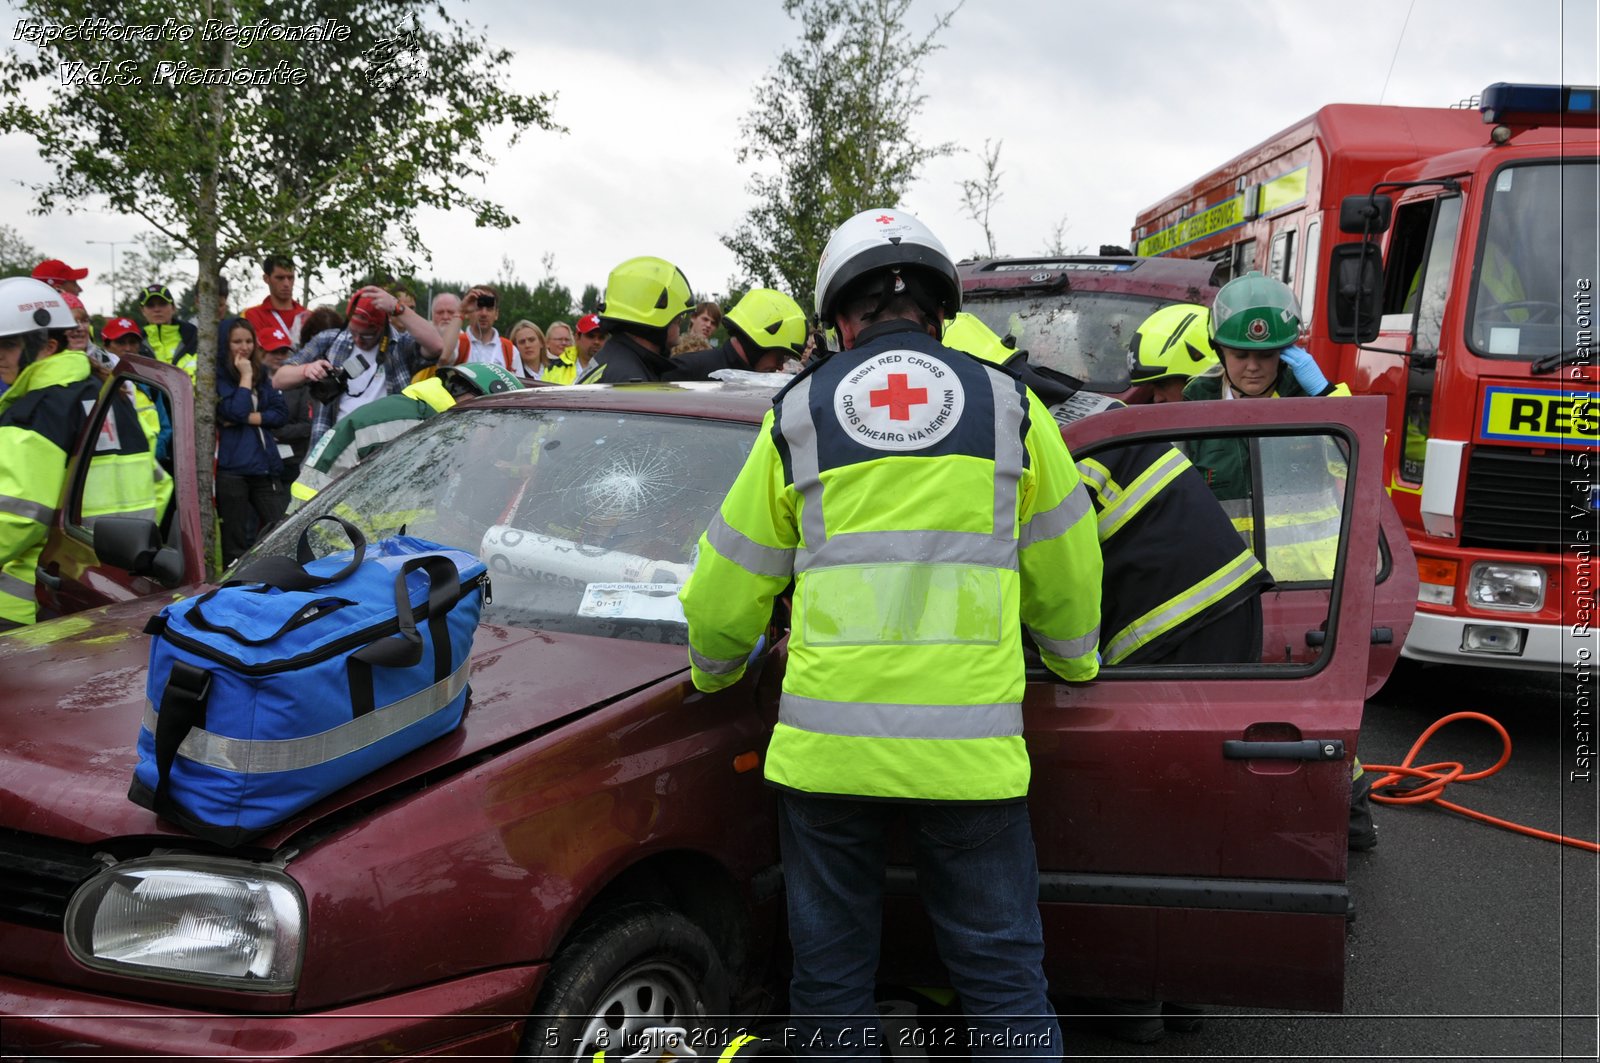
[
  {"left": 476, "top": 295, "right": 496, "bottom": 309},
  {"left": 307, "top": 350, "right": 375, "bottom": 405}
]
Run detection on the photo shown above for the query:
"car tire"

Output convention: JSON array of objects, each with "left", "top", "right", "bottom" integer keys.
[{"left": 522, "top": 902, "right": 732, "bottom": 1062}]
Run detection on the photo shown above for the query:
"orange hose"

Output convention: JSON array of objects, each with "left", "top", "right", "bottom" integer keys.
[{"left": 1365, "top": 711, "right": 1599, "bottom": 853}]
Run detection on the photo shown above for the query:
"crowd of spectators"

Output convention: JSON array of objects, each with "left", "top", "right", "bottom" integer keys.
[{"left": 11, "top": 252, "right": 825, "bottom": 565}]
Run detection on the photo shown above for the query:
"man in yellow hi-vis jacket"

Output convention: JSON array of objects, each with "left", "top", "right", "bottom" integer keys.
[{"left": 681, "top": 209, "right": 1101, "bottom": 1063}]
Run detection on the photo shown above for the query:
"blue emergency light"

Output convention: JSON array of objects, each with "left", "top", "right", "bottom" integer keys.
[{"left": 1480, "top": 82, "right": 1600, "bottom": 124}]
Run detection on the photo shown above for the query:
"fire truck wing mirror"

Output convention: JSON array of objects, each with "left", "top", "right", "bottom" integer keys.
[
  {"left": 1339, "top": 193, "right": 1393, "bottom": 234},
  {"left": 1325, "top": 242, "right": 1384, "bottom": 345}
]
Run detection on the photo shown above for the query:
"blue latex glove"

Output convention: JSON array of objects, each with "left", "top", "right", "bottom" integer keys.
[
  {"left": 747, "top": 634, "right": 767, "bottom": 667},
  {"left": 1280, "top": 345, "right": 1329, "bottom": 395}
]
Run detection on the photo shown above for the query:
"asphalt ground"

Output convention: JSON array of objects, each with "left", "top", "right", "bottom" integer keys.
[{"left": 1052, "top": 660, "right": 1600, "bottom": 1060}]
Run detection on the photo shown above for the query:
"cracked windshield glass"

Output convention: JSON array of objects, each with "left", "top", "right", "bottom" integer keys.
[{"left": 246, "top": 408, "right": 756, "bottom": 643}]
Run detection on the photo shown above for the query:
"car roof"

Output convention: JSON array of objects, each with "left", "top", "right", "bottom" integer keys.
[
  {"left": 462, "top": 379, "right": 780, "bottom": 424},
  {"left": 959, "top": 254, "right": 1225, "bottom": 304}
]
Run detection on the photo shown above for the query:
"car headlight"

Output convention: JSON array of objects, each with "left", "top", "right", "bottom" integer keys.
[
  {"left": 1466, "top": 562, "right": 1546, "bottom": 612},
  {"left": 64, "top": 856, "right": 303, "bottom": 991}
]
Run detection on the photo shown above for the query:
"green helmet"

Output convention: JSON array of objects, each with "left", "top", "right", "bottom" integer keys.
[
  {"left": 1210, "top": 272, "right": 1302, "bottom": 351},
  {"left": 941, "top": 312, "right": 1013, "bottom": 365},
  {"left": 1127, "top": 303, "right": 1219, "bottom": 383},
  {"left": 443, "top": 362, "right": 523, "bottom": 396},
  {"left": 724, "top": 288, "right": 807, "bottom": 354},
  {"left": 599, "top": 256, "right": 695, "bottom": 331}
]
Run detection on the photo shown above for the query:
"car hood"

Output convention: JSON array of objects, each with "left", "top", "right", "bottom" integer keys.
[{"left": 0, "top": 596, "right": 691, "bottom": 847}]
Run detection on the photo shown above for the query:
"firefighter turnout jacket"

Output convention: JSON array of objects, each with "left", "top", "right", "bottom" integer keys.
[{"left": 680, "top": 320, "right": 1103, "bottom": 803}]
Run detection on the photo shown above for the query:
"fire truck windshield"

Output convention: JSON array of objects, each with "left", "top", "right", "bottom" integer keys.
[{"left": 1467, "top": 160, "right": 1599, "bottom": 360}]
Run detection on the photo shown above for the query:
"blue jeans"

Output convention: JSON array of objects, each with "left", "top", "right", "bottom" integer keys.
[{"left": 778, "top": 793, "right": 1061, "bottom": 1063}]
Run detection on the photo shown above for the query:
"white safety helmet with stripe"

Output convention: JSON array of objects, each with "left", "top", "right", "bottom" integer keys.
[{"left": 814, "top": 208, "right": 962, "bottom": 329}]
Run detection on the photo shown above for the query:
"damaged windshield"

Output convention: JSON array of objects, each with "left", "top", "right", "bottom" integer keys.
[
  {"left": 244, "top": 408, "right": 757, "bottom": 643},
  {"left": 964, "top": 291, "right": 1163, "bottom": 392}
]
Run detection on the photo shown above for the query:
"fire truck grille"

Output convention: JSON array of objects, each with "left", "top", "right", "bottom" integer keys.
[
  {"left": 1460, "top": 447, "right": 1570, "bottom": 552},
  {"left": 0, "top": 830, "right": 102, "bottom": 931}
]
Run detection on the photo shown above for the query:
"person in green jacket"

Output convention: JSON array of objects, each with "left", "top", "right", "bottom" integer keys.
[
  {"left": 290, "top": 362, "right": 522, "bottom": 507},
  {"left": 0, "top": 277, "right": 100, "bottom": 628}
]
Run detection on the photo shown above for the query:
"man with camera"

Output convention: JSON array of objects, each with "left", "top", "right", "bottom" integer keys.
[
  {"left": 270, "top": 285, "right": 444, "bottom": 446},
  {"left": 439, "top": 285, "right": 522, "bottom": 374}
]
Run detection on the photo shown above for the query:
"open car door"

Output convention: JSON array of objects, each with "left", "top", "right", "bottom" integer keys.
[
  {"left": 36, "top": 353, "right": 203, "bottom": 617},
  {"left": 876, "top": 395, "right": 1410, "bottom": 1013}
]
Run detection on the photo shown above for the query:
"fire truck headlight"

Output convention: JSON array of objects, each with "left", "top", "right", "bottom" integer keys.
[{"left": 1467, "top": 563, "right": 1546, "bottom": 612}]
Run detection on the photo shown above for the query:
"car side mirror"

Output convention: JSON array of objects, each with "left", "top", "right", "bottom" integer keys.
[
  {"left": 1339, "top": 193, "right": 1393, "bottom": 234},
  {"left": 94, "top": 517, "right": 186, "bottom": 588},
  {"left": 1325, "top": 242, "right": 1384, "bottom": 345}
]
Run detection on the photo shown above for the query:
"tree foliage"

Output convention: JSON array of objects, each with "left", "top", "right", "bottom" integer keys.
[
  {"left": 1, "top": 0, "right": 560, "bottom": 575},
  {"left": 722, "top": 0, "right": 961, "bottom": 314},
  {"left": 0, "top": 224, "right": 40, "bottom": 278}
]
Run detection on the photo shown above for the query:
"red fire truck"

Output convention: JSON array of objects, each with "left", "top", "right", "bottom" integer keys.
[{"left": 1132, "top": 82, "right": 1598, "bottom": 672}]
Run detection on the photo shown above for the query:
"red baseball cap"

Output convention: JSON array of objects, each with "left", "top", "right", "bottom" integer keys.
[
  {"left": 576, "top": 312, "right": 601, "bottom": 335},
  {"left": 257, "top": 325, "right": 293, "bottom": 352},
  {"left": 32, "top": 258, "right": 89, "bottom": 284},
  {"left": 345, "top": 291, "right": 389, "bottom": 334},
  {"left": 100, "top": 317, "right": 142, "bottom": 341}
]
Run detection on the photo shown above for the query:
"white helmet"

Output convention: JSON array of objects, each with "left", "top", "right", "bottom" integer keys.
[
  {"left": 813, "top": 208, "right": 961, "bottom": 327},
  {"left": 0, "top": 276, "right": 75, "bottom": 337}
]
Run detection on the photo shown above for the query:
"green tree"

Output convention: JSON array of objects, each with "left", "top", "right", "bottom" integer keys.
[
  {"left": 1, "top": 0, "right": 560, "bottom": 575},
  {"left": 0, "top": 224, "right": 40, "bottom": 278},
  {"left": 578, "top": 284, "right": 601, "bottom": 315},
  {"left": 722, "top": 0, "right": 961, "bottom": 313}
]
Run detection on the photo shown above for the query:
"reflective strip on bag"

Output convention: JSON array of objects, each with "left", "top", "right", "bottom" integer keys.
[
  {"left": 141, "top": 657, "right": 471, "bottom": 774},
  {"left": 780, "top": 692, "right": 1023, "bottom": 739},
  {"left": 800, "top": 563, "right": 1004, "bottom": 646}
]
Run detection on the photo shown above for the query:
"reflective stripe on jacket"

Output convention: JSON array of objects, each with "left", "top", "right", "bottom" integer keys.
[
  {"left": 679, "top": 322, "right": 1102, "bottom": 803},
  {"left": 1077, "top": 439, "right": 1271, "bottom": 664},
  {"left": 0, "top": 353, "right": 99, "bottom": 625}
]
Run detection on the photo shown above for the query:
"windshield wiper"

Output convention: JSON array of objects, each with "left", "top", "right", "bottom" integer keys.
[{"left": 1531, "top": 348, "right": 1594, "bottom": 375}]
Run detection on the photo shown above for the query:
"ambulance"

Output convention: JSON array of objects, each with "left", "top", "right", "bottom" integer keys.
[{"left": 1132, "top": 83, "right": 1599, "bottom": 671}]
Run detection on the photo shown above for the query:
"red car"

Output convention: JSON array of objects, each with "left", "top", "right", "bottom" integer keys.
[{"left": 2, "top": 355, "right": 1415, "bottom": 1057}]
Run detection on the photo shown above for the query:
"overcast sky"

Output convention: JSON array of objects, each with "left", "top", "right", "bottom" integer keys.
[{"left": 3, "top": 0, "right": 1596, "bottom": 314}]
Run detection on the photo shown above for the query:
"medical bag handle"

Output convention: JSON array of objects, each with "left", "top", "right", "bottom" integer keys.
[
  {"left": 350, "top": 554, "right": 461, "bottom": 674},
  {"left": 228, "top": 514, "right": 368, "bottom": 592}
]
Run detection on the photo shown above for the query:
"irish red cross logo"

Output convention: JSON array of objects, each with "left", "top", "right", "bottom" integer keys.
[
  {"left": 875, "top": 214, "right": 894, "bottom": 224},
  {"left": 869, "top": 373, "right": 928, "bottom": 421}
]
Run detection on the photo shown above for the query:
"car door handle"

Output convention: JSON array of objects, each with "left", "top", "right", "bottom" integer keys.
[
  {"left": 1304, "top": 627, "right": 1393, "bottom": 646},
  {"left": 1223, "top": 739, "right": 1345, "bottom": 760},
  {"left": 35, "top": 565, "right": 62, "bottom": 591}
]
